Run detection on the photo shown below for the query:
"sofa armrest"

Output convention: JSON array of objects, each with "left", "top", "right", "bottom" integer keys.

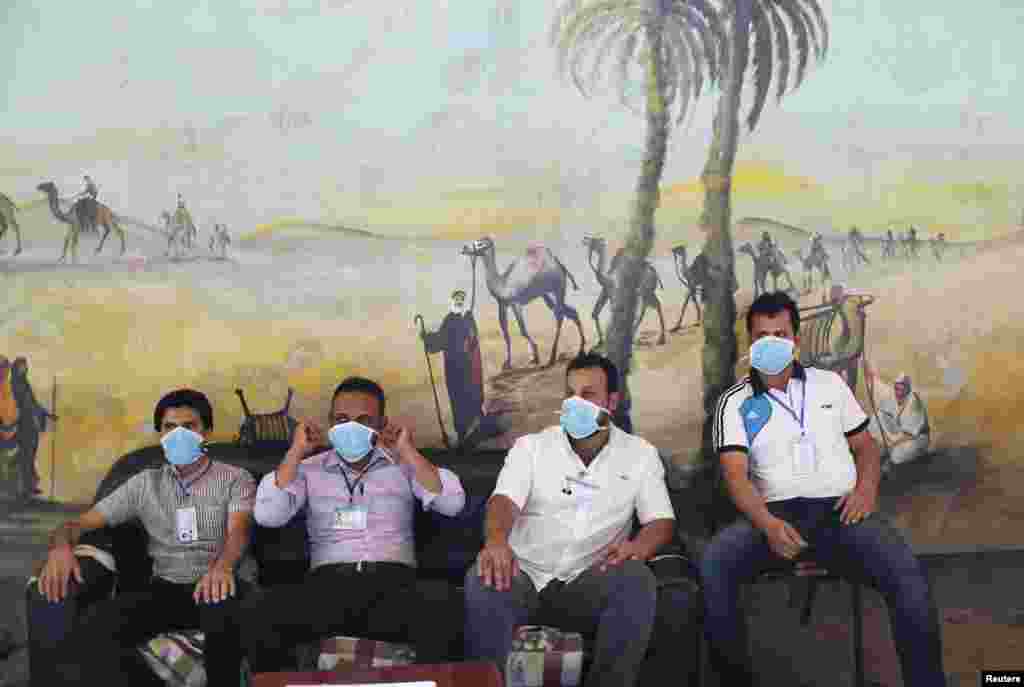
[{"left": 647, "top": 544, "right": 701, "bottom": 592}]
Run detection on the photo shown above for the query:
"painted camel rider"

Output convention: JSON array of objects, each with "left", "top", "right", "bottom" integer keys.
[
  {"left": 848, "top": 226, "right": 869, "bottom": 265},
  {"left": 757, "top": 232, "right": 777, "bottom": 267},
  {"left": 810, "top": 232, "right": 826, "bottom": 261},
  {"left": 421, "top": 290, "right": 487, "bottom": 448},
  {"left": 74, "top": 176, "right": 99, "bottom": 234}
]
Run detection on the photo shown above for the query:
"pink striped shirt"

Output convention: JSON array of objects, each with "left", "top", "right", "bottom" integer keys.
[{"left": 254, "top": 447, "right": 465, "bottom": 569}]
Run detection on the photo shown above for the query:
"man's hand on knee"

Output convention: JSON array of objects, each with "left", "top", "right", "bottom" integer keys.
[
  {"left": 38, "top": 547, "right": 84, "bottom": 603},
  {"left": 599, "top": 540, "right": 646, "bottom": 572},
  {"left": 477, "top": 540, "right": 519, "bottom": 592}
]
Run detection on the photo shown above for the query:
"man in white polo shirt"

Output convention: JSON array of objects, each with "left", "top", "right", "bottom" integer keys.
[
  {"left": 464, "top": 352, "right": 676, "bottom": 687},
  {"left": 701, "top": 291, "right": 946, "bottom": 685}
]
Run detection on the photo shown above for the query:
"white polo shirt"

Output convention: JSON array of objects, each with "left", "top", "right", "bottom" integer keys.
[
  {"left": 494, "top": 425, "right": 676, "bottom": 591},
  {"left": 713, "top": 363, "right": 870, "bottom": 502}
]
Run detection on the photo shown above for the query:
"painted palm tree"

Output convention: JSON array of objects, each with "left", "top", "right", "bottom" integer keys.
[
  {"left": 698, "top": 0, "right": 827, "bottom": 462},
  {"left": 553, "top": 0, "right": 724, "bottom": 427}
]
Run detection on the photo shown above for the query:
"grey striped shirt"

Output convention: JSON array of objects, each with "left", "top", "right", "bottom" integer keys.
[{"left": 94, "top": 459, "right": 257, "bottom": 584}]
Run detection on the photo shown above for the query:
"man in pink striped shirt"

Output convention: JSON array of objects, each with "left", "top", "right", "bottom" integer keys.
[{"left": 238, "top": 377, "right": 466, "bottom": 673}]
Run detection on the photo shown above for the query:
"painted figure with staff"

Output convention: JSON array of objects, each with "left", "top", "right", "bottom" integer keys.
[{"left": 419, "top": 289, "right": 487, "bottom": 449}]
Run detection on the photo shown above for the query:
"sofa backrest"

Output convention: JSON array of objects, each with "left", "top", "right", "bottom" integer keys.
[{"left": 89, "top": 444, "right": 686, "bottom": 590}]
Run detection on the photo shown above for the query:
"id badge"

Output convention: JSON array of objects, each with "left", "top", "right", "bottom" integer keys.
[
  {"left": 175, "top": 506, "right": 199, "bottom": 543},
  {"left": 793, "top": 435, "right": 816, "bottom": 476},
  {"left": 333, "top": 505, "right": 368, "bottom": 531}
]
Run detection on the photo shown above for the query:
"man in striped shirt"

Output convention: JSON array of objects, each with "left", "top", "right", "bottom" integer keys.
[
  {"left": 37, "top": 389, "right": 256, "bottom": 686},
  {"left": 239, "top": 376, "right": 466, "bottom": 673}
]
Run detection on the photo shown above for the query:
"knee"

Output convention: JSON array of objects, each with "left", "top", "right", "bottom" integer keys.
[
  {"left": 463, "top": 563, "right": 496, "bottom": 603},
  {"left": 612, "top": 560, "right": 657, "bottom": 605},
  {"left": 418, "top": 579, "right": 457, "bottom": 610}
]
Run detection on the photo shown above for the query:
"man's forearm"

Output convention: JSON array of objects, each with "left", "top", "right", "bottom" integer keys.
[
  {"left": 485, "top": 495, "right": 520, "bottom": 545},
  {"left": 404, "top": 449, "right": 442, "bottom": 494},
  {"left": 215, "top": 527, "right": 249, "bottom": 570},
  {"left": 723, "top": 472, "right": 775, "bottom": 531},
  {"left": 48, "top": 520, "right": 82, "bottom": 551},
  {"left": 854, "top": 442, "right": 882, "bottom": 489},
  {"left": 631, "top": 519, "right": 675, "bottom": 558},
  {"left": 275, "top": 448, "right": 303, "bottom": 489}
]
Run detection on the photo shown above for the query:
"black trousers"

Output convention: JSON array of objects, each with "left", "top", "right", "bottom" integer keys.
[
  {"left": 56, "top": 576, "right": 251, "bottom": 687},
  {"left": 239, "top": 562, "right": 461, "bottom": 673}
]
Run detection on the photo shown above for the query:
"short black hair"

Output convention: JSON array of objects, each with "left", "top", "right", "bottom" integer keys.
[
  {"left": 746, "top": 291, "right": 800, "bottom": 336},
  {"left": 331, "top": 376, "right": 386, "bottom": 415},
  {"left": 566, "top": 352, "right": 620, "bottom": 394},
  {"left": 154, "top": 389, "right": 213, "bottom": 432}
]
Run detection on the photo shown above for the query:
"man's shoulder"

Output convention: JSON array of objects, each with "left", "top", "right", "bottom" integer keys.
[
  {"left": 803, "top": 366, "right": 846, "bottom": 390},
  {"left": 207, "top": 460, "right": 254, "bottom": 481},
  {"left": 298, "top": 450, "right": 333, "bottom": 470},
  {"left": 610, "top": 426, "right": 656, "bottom": 454},
  {"left": 718, "top": 378, "right": 754, "bottom": 410},
  {"left": 515, "top": 427, "right": 560, "bottom": 450}
]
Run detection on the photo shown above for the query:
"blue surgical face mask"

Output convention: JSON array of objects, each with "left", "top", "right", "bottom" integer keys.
[
  {"left": 750, "top": 336, "right": 796, "bottom": 376},
  {"left": 559, "top": 396, "right": 609, "bottom": 440},
  {"left": 328, "top": 421, "right": 377, "bottom": 463},
  {"left": 160, "top": 426, "right": 205, "bottom": 466}
]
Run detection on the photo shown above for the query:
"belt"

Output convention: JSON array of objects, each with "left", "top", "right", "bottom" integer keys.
[{"left": 321, "top": 561, "right": 412, "bottom": 575}]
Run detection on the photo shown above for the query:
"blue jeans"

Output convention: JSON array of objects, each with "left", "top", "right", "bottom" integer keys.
[
  {"left": 700, "top": 496, "right": 945, "bottom": 686},
  {"left": 464, "top": 560, "right": 658, "bottom": 687}
]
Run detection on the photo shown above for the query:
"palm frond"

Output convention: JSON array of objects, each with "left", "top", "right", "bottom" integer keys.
[
  {"left": 670, "top": 26, "right": 697, "bottom": 125},
  {"left": 554, "top": 0, "right": 727, "bottom": 126},
  {"left": 795, "top": 1, "right": 821, "bottom": 60},
  {"left": 767, "top": 4, "right": 790, "bottom": 101},
  {"left": 589, "top": 19, "right": 642, "bottom": 98},
  {"left": 615, "top": 32, "right": 644, "bottom": 113},
  {"left": 550, "top": 0, "right": 587, "bottom": 47},
  {"left": 773, "top": 0, "right": 811, "bottom": 88},
  {"left": 802, "top": 0, "right": 828, "bottom": 58},
  {"left": 745, "top": 0, "right": 774, "bottom": 131},
  {"left": 665, "top": 12, "right": 707, "bottom": 124},
  {"left": 675, "top": 0, "right": 726, "bottom": 79},
  {"left": 562, "top": 13, "right": 625, "bottom": 95}
]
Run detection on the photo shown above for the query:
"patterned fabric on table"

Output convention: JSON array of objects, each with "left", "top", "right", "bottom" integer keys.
[
  {"left": 506, "top": 626, "right": 584, "bottom": 687},
  {"left": 138, "top": 631, "right": 207, "bottom": 687},
  {"left": 317, "top": 636, "right": 417, "bottom": 670}
]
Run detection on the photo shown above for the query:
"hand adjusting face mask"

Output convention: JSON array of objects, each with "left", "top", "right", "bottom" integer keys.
[
  {"left": 749, "top": 336, "right": 796, "bottom": 376},
  {"left": 328, "top": 421, "right": 377, "bottom": 463},
  {"left": 559, "top": 396, "right": 609, "bottom": 440},
  {"left": 161, "top": 426, "right": 205, "bottom": 466}
]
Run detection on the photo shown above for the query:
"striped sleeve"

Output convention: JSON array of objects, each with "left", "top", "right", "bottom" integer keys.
[
  {"left": 93, "top": 471, "right": 146, "bottom": 527},
  {"left": 713, "top": 382, "right": 749, "bottom": 455},
  {"left": 229, "top": 468, "right": 256, "bottom": 514}
]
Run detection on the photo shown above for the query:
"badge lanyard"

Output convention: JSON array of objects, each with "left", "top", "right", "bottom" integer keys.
[
  {"left": 768, "top": 382, "right": 807, "bottom": 437},
  {"left": 338, "top": 456, "right": 380, "bottom": 503},
  {"left": 173, "top": 458, "right": 212, "bottom": 502}
]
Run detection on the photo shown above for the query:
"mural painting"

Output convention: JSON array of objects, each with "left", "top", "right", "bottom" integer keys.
[{"left": 0, "top": 0, "right": 1021, "bottom": 566}]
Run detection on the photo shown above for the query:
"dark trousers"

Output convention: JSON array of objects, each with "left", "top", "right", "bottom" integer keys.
[
  {"left": 239, "top": 562, "right": 460, "bottom": 673},
  {"left": 464, "top": 560, "right": 658, "bottom": 687},
  {"left": 52, "top": 575, "right": 251, "bottom": 687},
  {"left": 26, "top": 557, "right": 114, "bottom": 687},
  {"left": 700, "top": 497, "right": 946, "bottom": 686}
]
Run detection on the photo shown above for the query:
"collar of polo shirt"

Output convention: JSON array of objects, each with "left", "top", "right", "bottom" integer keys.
[
  {"left": 324, "top": 444, "right": 394, "bottom": 471},
  {"left": 749, "top": 360, "right": 806, "bottom": 397}
]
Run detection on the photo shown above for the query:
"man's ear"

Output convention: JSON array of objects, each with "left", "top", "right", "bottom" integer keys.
[{"left": 606, "top": 392, "right": 621, "bottom": 414}]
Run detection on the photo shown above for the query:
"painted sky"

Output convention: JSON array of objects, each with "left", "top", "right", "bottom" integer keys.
[{"left": 1, "top": 0, "right": 1021, "bottom": 227}]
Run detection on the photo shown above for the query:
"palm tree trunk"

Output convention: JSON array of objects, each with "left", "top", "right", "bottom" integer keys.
[
  {"left": 606, "top": 18, "right": 669, "bottom": 432},
  {"left": 698, "top": 2, "right": 751, "bottom": 477}
]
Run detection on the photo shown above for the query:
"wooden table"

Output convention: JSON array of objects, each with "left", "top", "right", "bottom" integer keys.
[{"left": 251, "top": 661, "right": 503, "bottom": 687}]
